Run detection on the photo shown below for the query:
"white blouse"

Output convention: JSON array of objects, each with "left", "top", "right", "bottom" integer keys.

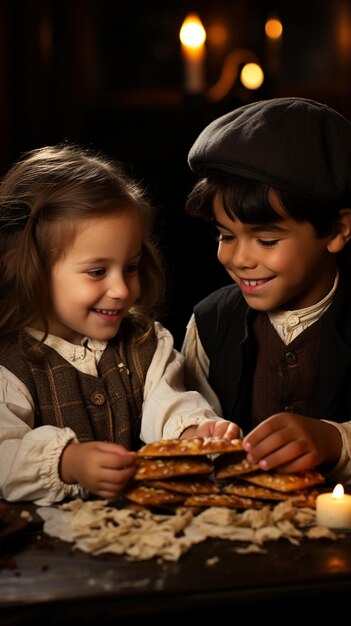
[{"left": 0, "top": 322, "right": 222, "bottom": 505}]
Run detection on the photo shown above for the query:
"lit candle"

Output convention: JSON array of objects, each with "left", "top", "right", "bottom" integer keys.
[
  {"left": 264, "top": 15, "right": 283, "bottom": 78},
  {"left": 179, "top": 13, "right": 206, "bottom": 94},
  {"left": 316, "top": 483, "right": 351, "bottom": 529}
]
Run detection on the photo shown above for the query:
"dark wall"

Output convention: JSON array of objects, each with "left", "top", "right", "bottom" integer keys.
[{"left": 1, "top": 0, "right": 351, "bottom": 347}]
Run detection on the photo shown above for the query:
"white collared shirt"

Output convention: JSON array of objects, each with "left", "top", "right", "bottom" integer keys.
[
  {"left": 27, "top": 328, "right": 107, "bottom": 375},
  {"left": 268, "top": 271, "right": 338, "bottom": 345}
]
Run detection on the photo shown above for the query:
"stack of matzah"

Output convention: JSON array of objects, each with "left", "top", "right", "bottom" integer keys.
[{"left": 124, "top": 437, "right": 324, "bottom": 510}]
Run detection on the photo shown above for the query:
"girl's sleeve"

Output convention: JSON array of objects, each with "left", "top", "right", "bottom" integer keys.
[
  {"left": 140, "top": 321, "right": 223, "bottom": 442},
  {"left": 0, "top": 366, "right": 82, "bottom": 505},
  {"left": 181, "top": 313, "right": 223, "bottom": 414}
]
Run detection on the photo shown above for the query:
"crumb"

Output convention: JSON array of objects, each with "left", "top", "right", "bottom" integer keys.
[
  {"left": 234, "top": 544, "right": 267, "bottom": 554},
  {"left": 20, "top": 510, "right": 33, "bottom": 522},
  {"left": 206, "top": 556, "right": 220, "bottom": 566}
]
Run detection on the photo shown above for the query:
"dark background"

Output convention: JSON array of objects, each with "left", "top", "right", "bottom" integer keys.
[{"left": 1, "top": 0, "right": 351, "bottom": 347}]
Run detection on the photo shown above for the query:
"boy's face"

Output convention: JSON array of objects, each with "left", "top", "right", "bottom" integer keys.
[
  {"left": 212, "top": 190, "right": 338, "bottom": 311},
  {"left": 48, "top": 209, "right": 143, "bottom": 344}
]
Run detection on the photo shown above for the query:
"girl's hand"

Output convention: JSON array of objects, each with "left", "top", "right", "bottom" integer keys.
[
  {"left": 181, "top": 418, "right": 240, "bottom": 440},
  {"left": 59, "top": 441, "right": 137, "bottom": 500},
  {"left": 242, "top": 412, "right": 342, "bottom": 473}
]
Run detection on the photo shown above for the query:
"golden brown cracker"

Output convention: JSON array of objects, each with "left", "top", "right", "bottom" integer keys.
[
  {"left": 241, "top": 470, "right": 325, "bottom": 493},
  {"left": 134, "top": 456, "right": 214, "bottom": 480},
  {"left": 138, "top": 437, "right": 244, "bottom": 457}
]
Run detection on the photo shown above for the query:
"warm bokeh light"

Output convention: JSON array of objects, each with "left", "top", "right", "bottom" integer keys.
[
  {"left": 207, "top": 22, "right": 228, "bottom": 47},
  {"left": 265, "top": 18, "right": 283, "bottom": 39},
  {"left": 179, "top": 13, "right": 206, "bottom": 49},
  {"left": 240, "top": 62, "right": 264, "bottom": 89},
  {"left": 333, "top": 483, "right": 345, "bottom": 498}
]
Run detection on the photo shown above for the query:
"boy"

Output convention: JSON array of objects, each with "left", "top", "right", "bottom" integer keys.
[{"left": 182, "top": 97, "right": 351, "bottom": 483}]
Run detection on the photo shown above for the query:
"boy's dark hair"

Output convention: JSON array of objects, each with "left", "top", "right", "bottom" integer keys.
[
  {"left": 0, "top": 144, "right": 166, "bottom": 352},
  {"left": 186, "top": 171, "right": 345, "bottom": 238}
]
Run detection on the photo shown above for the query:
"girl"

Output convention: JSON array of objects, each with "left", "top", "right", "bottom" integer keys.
[
  {"left": 0, "top": 144, "right": 235, "bottom": 505},
  {"left": 182, "top": 97, "right": 351, "bottom": 484}
]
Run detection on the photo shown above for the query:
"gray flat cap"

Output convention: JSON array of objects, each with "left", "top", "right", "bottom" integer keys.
[{"left": 188, "top": 97, "right": 351, "bottom": 204}]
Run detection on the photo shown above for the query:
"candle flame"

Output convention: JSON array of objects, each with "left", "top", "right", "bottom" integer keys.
[
  {"left": 180, "top": 13, "right": 206, "bottom": 49},
  {"left": 265, "top": 17, "right": 283, "bottom": 40},
  {"left": 332, "top": 483, "right": 344, "bottom": 498}
]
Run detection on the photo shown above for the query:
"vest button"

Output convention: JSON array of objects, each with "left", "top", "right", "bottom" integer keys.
[
  {"left": 285, "top": 351, "right": 297, "bottom": 365},
  {"left": 91, "top": 391, "right": 106, "bottom": 406}
]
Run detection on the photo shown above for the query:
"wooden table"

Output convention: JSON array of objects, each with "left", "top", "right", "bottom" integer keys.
[{"left": 1, "top": 501, "right": 351, "bottom": 624}]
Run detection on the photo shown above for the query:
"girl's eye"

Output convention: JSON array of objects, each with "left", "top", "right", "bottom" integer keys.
[
  {"left": 124, "top": 263, "right": 139, "bottom": 275},
  {"left": 87, "top": 268, "right": 106, "bottom": 278},
  {"left": 258, "top": 239, "right": 279, "bottom": 248}
]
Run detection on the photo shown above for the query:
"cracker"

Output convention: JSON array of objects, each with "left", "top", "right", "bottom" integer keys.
[
  {"left": 145, "top": 478, "right": 220, "bottom": 494},
  {"left": 124, "top": 485, "right": 186, "bottom": 506},
  {"left": 241, "top": 470, "right": 325, "bottom": 493},
  {"left": 223, "top": 481, "right": 289, "bottom": 501},
  {"left": 134, "top": 456, "right": 214, "bottom": 480},
  {"left": 137, "top": 437, "right": 244, "bottom": 457},
  {"left": 214, "top": 452, "right": 260, "bottom": 478},
  {"left": 288, "top": 489, "right": 320, "bottom": 508},
  {"left": 183, "top": 493, "right": 262, "bottom": 509}
]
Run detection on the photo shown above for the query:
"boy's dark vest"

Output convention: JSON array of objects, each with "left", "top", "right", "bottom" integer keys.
[
  {"left": 194, "top": 280, "right": 351, "bottom": 434},
  {"left": 250, "top": 313, "right": 321, "bottom": 426},
  {"left": 0, "top": 327, "right": 157, "bottom": 450}
]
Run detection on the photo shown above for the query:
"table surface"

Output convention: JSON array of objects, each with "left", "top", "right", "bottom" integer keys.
[{"left": 1, "top": 500, "right": 351, "bottom": 624}]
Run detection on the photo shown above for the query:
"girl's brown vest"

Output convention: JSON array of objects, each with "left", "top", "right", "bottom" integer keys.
[{"left": 0, "top": 327, "right": 157, "bottom": 450}]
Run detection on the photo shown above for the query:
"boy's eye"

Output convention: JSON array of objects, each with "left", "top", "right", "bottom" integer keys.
[
  {"left": 215, "top": 233, "right": 234, "bottom": 243},
  {"left": 87, "top": 268, "right": 106, "bottom": 278}
]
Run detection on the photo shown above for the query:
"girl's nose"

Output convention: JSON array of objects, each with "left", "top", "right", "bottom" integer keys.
[{"left": 106, "top": 276, "right": 129, "bottom": 300}]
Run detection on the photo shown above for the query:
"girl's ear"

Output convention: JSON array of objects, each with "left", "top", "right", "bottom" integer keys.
[{"left": 327, "top": 208, "right": 351, "bottom": 253}]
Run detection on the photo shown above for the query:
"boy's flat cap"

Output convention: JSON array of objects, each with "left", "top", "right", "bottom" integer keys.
[{"left": 188, "top": 97, "right": 351, "bottom": 204}]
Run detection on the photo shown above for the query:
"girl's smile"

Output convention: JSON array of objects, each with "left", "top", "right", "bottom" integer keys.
[
  {"left": 48, "top": 210, "right": 143, "bottom": 345},
  {"left": 92, "top": 308, "right": 123, "bottom": 322}
]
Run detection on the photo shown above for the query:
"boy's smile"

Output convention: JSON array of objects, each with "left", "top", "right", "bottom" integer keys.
[{"left": 212, "top": 191, "right": 339, "bottom": 312}]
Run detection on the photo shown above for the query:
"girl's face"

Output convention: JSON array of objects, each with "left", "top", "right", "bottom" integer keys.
[
  {"left": 213, "top": 190, "right": 339, "bottom": 311},
  {"left": 48, "top": 210, "right": 143, "bottom": 344}
]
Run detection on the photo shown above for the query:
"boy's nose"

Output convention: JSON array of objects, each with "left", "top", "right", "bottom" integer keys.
[{"left": 219, "top": 242, "right": 256, "bottom": 270}]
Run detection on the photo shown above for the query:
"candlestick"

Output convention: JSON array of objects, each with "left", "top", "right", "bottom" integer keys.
[
  {"left": 316, "top": 484, "right": 351, "bottom": 529},
  {"left": 179, "top": 13, "right": 206, "bottom": 94}
]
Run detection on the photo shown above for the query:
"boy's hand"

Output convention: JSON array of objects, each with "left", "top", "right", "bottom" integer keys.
[{"left": 242, "top": 412, "right": 342, "bottom": 473}]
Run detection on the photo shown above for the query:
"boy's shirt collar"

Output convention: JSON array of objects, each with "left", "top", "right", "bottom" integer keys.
[{"left": 268, "top": 270, "right": 339, "bottom": 344}]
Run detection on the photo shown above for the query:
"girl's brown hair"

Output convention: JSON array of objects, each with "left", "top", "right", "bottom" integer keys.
[{"left": 0, "top": 143, "right": 166, "bottom": 352}]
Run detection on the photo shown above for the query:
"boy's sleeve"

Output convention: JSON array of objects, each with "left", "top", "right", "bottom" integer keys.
[{"left": 323, "top": 420, "right": 351, "bottom": 484}]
